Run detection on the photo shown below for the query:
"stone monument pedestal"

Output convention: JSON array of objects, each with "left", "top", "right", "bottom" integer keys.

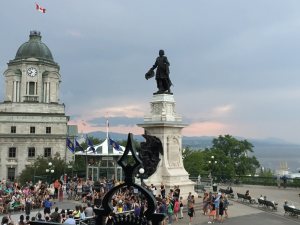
[{"left": 137, "top": 93, "right": 197, "bottom": 199}]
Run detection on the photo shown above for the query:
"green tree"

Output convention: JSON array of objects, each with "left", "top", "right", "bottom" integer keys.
[
  {"left": 183, "top": 147, "right": 235, "bottom": 176},
  {"left": 17, "top": 154, "right": 68, "bottom": 185},
  {"left": 211, "top": 135, "right": 260, "bottom": 175},
  {"left": 182, "top": 145, "right": 193, "bottom": 160},
  {"left": 183, "top": 149, "right": 206, "bottom": 174},
  {"left": 202, "top": 148, "right": 236, "bottom": 176}
]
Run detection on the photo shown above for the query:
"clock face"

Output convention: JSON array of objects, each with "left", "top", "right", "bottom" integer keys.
[{"left": 27, "top": 68, "right": 37, "bottom": 77}]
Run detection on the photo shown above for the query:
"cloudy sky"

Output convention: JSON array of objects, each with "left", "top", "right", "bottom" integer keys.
[{"left": 1, "top": 1, "right": 300, "bottom": 143}]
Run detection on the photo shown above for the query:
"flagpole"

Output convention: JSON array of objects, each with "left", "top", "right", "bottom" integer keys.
[
  {"left": 85, "top": 134, "right": 88, "bottom": 181},
  {"left": 107, "top": 113, "right": 109, "bottom": 139},
  {"left": 73, "top": 135, "right": 76, "bottom": 169}
]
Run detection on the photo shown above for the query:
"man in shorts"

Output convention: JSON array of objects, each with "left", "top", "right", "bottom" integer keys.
[{"left": 44, "top": 197, "right": 53, "bottom": 219}]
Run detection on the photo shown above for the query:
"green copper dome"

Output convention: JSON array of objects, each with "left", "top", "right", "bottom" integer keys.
[{"left": 14, "top": 31, "right": 54, "bottom": 62}]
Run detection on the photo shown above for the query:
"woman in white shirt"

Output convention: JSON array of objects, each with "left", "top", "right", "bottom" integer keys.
[{"left": 150, "top": 184, "right": 156, "bottom": 197}]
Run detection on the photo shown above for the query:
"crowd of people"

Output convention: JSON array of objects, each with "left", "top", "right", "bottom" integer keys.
[
  {"left": 0, "top": 175, "right": 232, "bottom": 225},
  {"left": 0, "top": 203, "right": 95, "bottom": 225}
]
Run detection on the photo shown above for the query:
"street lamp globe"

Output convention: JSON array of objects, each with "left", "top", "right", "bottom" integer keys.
[
  {"left": 139, "top": 168, "right": 145, "bottom": 174},
  {"left": 46, "top": 169, "right": 49, "bottom": 172},
  {"left": 211, "top": 156, "right": 214, "bottom": 159},
  {"left": 48, "top": 162, "right": 52, "bottom": 167},
  {"left": 215, "top": 161, "right": 217, "bottom": 164},
  {"left": 208, "top": 161, "right": 211, "bottom": 164},
  {"left": 51, "top": 170, "right": 54, "bottom": 173}
]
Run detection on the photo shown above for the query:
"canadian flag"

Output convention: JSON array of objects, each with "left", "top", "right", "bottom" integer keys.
[{"left": 36, "top": 4, "right": 46, "bottom": 13}]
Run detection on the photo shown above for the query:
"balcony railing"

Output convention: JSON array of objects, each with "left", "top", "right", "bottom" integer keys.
[{"left": 24, "top": 96, "right": 39, "bottom": 102}]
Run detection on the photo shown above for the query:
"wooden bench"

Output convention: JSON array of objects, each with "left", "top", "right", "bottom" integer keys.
[
  {"left": 264, "top": 200, "right": 277, "bottom": 211},
  {"left": 257, "top": 199, "right": 265, "bottom": 208}
]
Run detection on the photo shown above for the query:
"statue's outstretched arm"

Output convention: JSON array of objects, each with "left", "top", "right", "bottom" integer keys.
[{"left": 150, "top": 60, "right": 158, "bottom": 71}]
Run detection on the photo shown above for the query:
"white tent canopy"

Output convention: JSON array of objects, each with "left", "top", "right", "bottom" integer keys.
[{"left": 74, "top": 138, "right": 129, "bottom": 156}]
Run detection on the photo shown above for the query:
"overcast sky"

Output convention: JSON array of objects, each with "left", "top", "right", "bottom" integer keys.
[{"left": 1, "top": 1, "right": 300, "bottom": 143}]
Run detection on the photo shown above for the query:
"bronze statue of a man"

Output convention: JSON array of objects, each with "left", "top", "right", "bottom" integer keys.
[{"left": 145, "top": 50, "right": 173, "bottom": 93}]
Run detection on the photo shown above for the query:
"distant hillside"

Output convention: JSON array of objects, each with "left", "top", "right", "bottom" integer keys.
[{"left": 85, "top": 131, "right": 300, "bottom": 148}]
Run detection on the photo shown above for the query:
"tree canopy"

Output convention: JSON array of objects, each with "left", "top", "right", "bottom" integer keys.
[{"left": 183, "top": 135, "right": 260, "bottom": 176}]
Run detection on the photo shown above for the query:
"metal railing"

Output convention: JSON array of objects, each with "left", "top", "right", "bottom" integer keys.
[{"left": 189, "top": 174, "right": 300, "bottom": 188}]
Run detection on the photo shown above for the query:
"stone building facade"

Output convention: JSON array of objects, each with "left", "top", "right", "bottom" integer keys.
[{"left": 0, "top": 31, "right": 76, "bottom": 180}]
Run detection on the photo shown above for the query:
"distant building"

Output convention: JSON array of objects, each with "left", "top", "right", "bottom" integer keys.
[
  {"left": 0, "top": 31, "right": 77, "bottom": 180},
  {"left": 77, "top": 131, "right": 85, "bottom": 144}
]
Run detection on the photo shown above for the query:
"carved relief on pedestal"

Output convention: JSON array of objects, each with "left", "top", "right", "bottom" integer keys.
[
  {"left": 147, "top": 102, "right": 154, "bottom": 116},
  {"left": 172, "top": 103, "right": 177, "bottom": 116},
  {"left": 162, "top": 102, "right": 166, "bottom": 115},
  {"left": 167, "top": 135, "right": 182, "bottom": 167}
]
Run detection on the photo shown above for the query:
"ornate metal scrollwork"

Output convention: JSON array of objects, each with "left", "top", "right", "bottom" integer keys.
[
  {"left": 136, "top": 132, "right": 163, "bottom": 177},
  {"left": 94, "top": 133, "right": 166, "bottom": 225}
]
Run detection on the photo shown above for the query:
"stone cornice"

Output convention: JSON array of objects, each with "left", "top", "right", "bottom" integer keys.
[{"left": 0, "top": 134, "right": 67, "bottom": 138}]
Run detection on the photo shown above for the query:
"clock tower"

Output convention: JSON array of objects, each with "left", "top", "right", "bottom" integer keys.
[
  {"left": 0, "top": 31, "right": 76, "bottom": 180},
  {"left": 4, "top": 30, "right": 60, "bottom": 103}
]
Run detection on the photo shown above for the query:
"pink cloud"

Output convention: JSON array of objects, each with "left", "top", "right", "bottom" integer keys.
[
  {"left": 68, "top": 121, "right": 144, "bottom": 135},
  {"left": 68, "top": 119, "right": 230, "bottom": 138},
  {"left": 182, "top": 122, "right": 230, "bottom": 137}
]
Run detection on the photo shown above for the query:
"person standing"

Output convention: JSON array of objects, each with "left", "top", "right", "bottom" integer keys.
[
  {"left": 174, "top": 186, "right": 180, "bottom": 199},
  {"left": 219, "top": 198, "right": 224, "bottom": 223},
  {"left": 188, "top": 202, "right": 194, "bottom": 225},
  {"left": 214, "top": 195, "right": 220, "bottom": 221},
  {"left": 44, "top": 198, "right": 53, "bottom": 219},
  {"left": 198, "top": 174, "right": 201, "bottom": 184},
  {"left": 179, "top": 196, "right": 183, "bottom": 219},
  {"left": 2, "top": 178, "right": 6, "bottom": 188},
  {"left": 277, "top": 174, "right": 281, "bottom": 188},
  {"left": 282, "top": 175, "right": 287, "bottom": 188},
  {"left": 25, "top": 195, "right": 31, "bottom": 216},
  {"left": 223, "top": 195, "right": 229, "bottom": 219},
  {"left": 54, "top": 180, "right": 60, "bottom": 199},
  {"left": 174, "top": 198, "right": 179, "bottom": 222},
  {"left": 187, "top": 192, "right": 192, "bottom": 209},
  {"left": 208, "top": 198, "right": 216, "bottom": 224},
  {"left": 161, "top": 182, "right": 165, "bottom": 199},
  {"left": 150, "top": 184, "right": 156, "bottom": 197},
  {"left": 6, "top": 179, "right": 11, "bottom": 189},
  {"left": 167, "top": 199, "right": 173, "bottom": 225},
  {"left": 207, "top": 173, "right": 211, "bottom": 179}
]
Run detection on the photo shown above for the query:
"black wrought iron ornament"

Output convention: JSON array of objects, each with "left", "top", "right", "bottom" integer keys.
[
  {"left": 94, "top": 133, "right": 166, "bottom": 225},
  {"left": 137, "top": 132, "right": 163, "bottom": 177}
]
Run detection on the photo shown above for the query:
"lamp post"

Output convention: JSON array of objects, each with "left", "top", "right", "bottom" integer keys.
[
  {"left": 34, "top": 166, "right": 39, "bottom": 184},
  {"left": 208, "top": 156, "right": 217, "bottom": 182},
  {"left": 46, "top": 162, "right": 54, "bottom": 185},
  {"left": 138, "top": 168, "right": 146, "bottom": 203}
]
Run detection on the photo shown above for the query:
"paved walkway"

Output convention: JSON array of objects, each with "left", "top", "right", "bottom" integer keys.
[{"left": 3, "top": 185, "right": 300, "bottom": 225}]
